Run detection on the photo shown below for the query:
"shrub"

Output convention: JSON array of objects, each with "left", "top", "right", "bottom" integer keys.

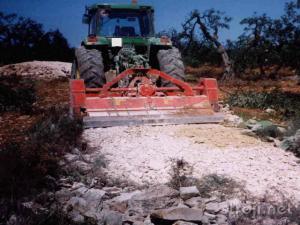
[
  {"left": 0, "top": 106, "right": 83, "bottom": 200},
  {"left": 168, "top": 158, "right": 194, "bottom": 190},
  {"left": 226, "top": 91, "right": 300, "bottom": 119},
  {"left": 0, "top": 75, "right": 36, "bottom": 114},
  {"left": 196, "top": 173, "right": 245, "bottom": 199}
]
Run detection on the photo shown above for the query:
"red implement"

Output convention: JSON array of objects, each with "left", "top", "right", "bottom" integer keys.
[{"left": 70, "top": 68, "right": 224, "bottom": 128}]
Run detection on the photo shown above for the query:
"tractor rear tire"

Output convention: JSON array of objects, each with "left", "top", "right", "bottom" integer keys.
[
  {"left": 157, "top": 47, "right": 185, "bottom": 86},
  {"left": 75, "top": 46, "right": 105, "bottom": 88}
]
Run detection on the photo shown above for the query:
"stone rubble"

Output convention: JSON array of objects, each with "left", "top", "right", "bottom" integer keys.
[
  {"left": 83, "top": 124, "right": 300, "bottom": 202},
  {"left": 281, "top": 129, "right": 300, "bottom": 155},
  {"left": 0, "top": 61, "right": 71, "bottom": 79},
  {"left": 179, "top": 186, "right": 200, "bottom": 200},
  {"left": 48, "top": 181, "right": 299, "bottom": 225},
  {"left": 7, "top": 111, "right": 300, "bottom": 225},
  {"left": 53, "top": 182, "right": 235, "bottom": 224}
]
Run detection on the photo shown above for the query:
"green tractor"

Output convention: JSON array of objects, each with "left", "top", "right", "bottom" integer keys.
[
  {"left": 72, "top": 2, "right": 185, "bottom": 88},
  {"left": 70, "top": 1, "right": 222, "bottom": 128}
]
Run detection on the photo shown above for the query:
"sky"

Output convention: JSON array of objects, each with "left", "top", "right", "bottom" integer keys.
[{"left": 0, "top": 0, "right": 293, "bottom": 47}]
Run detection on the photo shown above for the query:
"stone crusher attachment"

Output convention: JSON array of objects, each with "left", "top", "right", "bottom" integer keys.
[{"left": 70, "top": 68, "right": 224, "bottom": 128}]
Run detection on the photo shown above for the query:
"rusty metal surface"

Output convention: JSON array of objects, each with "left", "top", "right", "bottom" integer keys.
[{"left": 70, "top": 68, "right": 221, "bottom": 127}]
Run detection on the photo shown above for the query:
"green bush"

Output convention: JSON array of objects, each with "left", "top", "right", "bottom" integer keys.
[
  {"left": 0, "top": 106, "right": 83, "bottom": 199},
  {"left": 0, "top": 75, "right": 36, "bottom": 114},
  {"left": 196, "top": 173, "right": 244, "bottom": 198},
  {"left": 226, "top": 91, "right": 300, "bottom": 119}
]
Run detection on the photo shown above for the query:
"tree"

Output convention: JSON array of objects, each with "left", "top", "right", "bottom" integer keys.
[
  {"left": 238, "top": 13, "right": 273, "bottom": 77},
  {"left": 0, "top": 12, "right": 44, "bottom": 64},
  {"left": 274, "top": 2, "right": 300, "bottom": 79},
  {"left": 234, "top": 2, "right": 300, "bottom": 80},
  {"left": 182, "top": 9, "right": 234, "bottom": 80},
  {"left": 35, "top": 29, "right": 73, "bottom": 62},
  {"left": 0, "top": 12, "right": 73, "bottom": 65}
]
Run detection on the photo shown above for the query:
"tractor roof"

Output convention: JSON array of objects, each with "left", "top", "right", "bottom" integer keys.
[{"left": 87, "top": 3, "right": 153, "bottom": 11}]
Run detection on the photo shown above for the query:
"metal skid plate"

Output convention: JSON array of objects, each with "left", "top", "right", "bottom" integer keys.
[{"left": 83, "top": 113, "right": 224, "bottom": 128}]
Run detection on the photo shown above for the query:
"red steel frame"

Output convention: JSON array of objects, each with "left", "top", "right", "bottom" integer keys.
[{"left": 70, "top": 68, "right": 219, "bottom": 117}]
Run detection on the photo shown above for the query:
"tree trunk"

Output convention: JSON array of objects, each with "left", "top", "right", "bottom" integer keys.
[
  {"left": 196, "top": 17, "right": 234, "bottom": 80},
  {"left": 218, "top": 45, "right": 234, "bottom": 80}
]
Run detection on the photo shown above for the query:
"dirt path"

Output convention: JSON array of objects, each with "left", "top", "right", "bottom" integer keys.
[{"left": 84, "top": 124, "right": 300, "bottom": 201}]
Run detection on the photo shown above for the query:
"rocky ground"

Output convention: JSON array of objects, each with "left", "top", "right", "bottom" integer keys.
[
  {"left": 0, "top": 61, "right": 71, "bottom": 79},
  {"left": 1, "top": 61, "right": 300, "bottom": 225},
  {"left": 0, "top": 61, "right": 70, "bottom": 147},
  {"left": 57, "top": 110, "right": 300, "bottom": 224},
  {"left": 82, "top": 123, "right": 300, "bottom": 201}
]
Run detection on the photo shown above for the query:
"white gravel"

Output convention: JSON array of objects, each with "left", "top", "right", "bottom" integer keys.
[
  {"left": 84, "top": 124, "right": 300, "bottom": 201},
  {"left": 0, "top": 61, "right": 71, "bottom": 79}
]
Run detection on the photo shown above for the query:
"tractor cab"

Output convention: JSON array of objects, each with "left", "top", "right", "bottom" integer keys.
[{"left": 83, "top": 4, "right": 154, "bottom": 38}]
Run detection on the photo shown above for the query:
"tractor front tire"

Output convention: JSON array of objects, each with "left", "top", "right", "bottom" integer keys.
[
  {"left": 75, "top": 46, "right": 105, "bottom": 88},
  {"left": 157, "top": 47, "right": 185, "bottom": 86}
]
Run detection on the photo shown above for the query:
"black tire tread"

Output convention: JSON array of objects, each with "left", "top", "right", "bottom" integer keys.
[
  {"left": 75, "top": 47, "right": 105, "bottom": 88},
  {"left": 157, "top": 48, "right": 185, "bottom": 86}
]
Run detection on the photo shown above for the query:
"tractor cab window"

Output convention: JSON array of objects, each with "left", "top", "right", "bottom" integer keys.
[{"left": 97, "top": 9, "right": 153, "bottom": 37}]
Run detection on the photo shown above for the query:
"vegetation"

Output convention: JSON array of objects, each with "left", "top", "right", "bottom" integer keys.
[
  {"left": 226, "top": 90, "right": 300, "bottom": 119},
  {"left": 0, "top": 106, "right": 83, "bottom": 222},
  {"left": 168, "top": 158, "right": 194, "bottom": 190},
  {"left": 0, "top": 12, "right": 73, "bottom": 65},
  {"left": 0, "top": 75, "right": 36, "bottom": 113},
  {"left": 182, "top": 9, "right": 234, "bottom": 79},
  {"left": 231, "top": 2, "right": 300, "bottom": 78},
  {"left": 196, "top": 174, "right": 245, "bottom": 199},
  {"left": 160, "top": 1, "right": 299, "bottom": 80}
]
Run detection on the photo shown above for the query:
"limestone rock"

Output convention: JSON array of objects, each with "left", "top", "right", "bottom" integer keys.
[
  {"left": 277, "top": 126, "right": 287, "bottom": 136},
  {"left": 66, "top": 197, "right": 87, "bottom": 213},
  {"left": 21, "top": 201, "right": 48, "bottom": 215},
  {"left": 184, "top": 197, "right": 204, "bottom": 208},
  {"left": 64, "top": 153, "right": 79, "bottom": 163},
  {"left": 144, "top": 215, "right": 155, "bottom": 225},
  {"left": 179, "top": 186, "right": 199, "bottom": 200},
  {"left": 251, "top": 121, "right": 280, "bottom": 138},
  {"left": 132, "top": 185, "right": 179, "bottom": 201},
  {"left": 216, "top": 214, "right": 228, "bottom": 224},
  {"left": 241, "top": 129, "right": 257, "bottom": 137},
  {"left": 224, "top": 114, "right": 243, "bottom": 127},
  {"left": 281, "top": 129, "right": 300, "bottom": 154},
  {"left": 71, "top": 161, "right": 92, "bottom": 174},
  {"left": 205, "top": 202, "right": 222, "bottom": 214},
  {"left": 101, "top": 210, "right": 123, "bottom": 225},
  {"left": 55, "top": 189, "right": 73, "bottom": 202},
  {"left": 111, "top": 190, "right": 142, "bottom": 203},
  {"left": 265, "top": 108, "right": 276, "bottom": 114},
  {"left": 173, "top": 221, "right": 198, "bottom": 225},
  {"left": 151, "top": 207, "right": 204, "bottom": 222},
  {"left": 68, "top": 210, "right": 85, "bottom": 223},
  {"left": 203, "top": 196, "right": 221, "bottom": 204},
  {"left": 127, "top": 185, "right": 179, "bottom": 216},
  {"left": 205, "top": 211, "right": 217, "bottom": 218},
  {"left": 82, "top": 188, "right": 106, "bottom": 203},
  {"left": 246, "top": 119, "right": 258, "bottom": 126}
]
